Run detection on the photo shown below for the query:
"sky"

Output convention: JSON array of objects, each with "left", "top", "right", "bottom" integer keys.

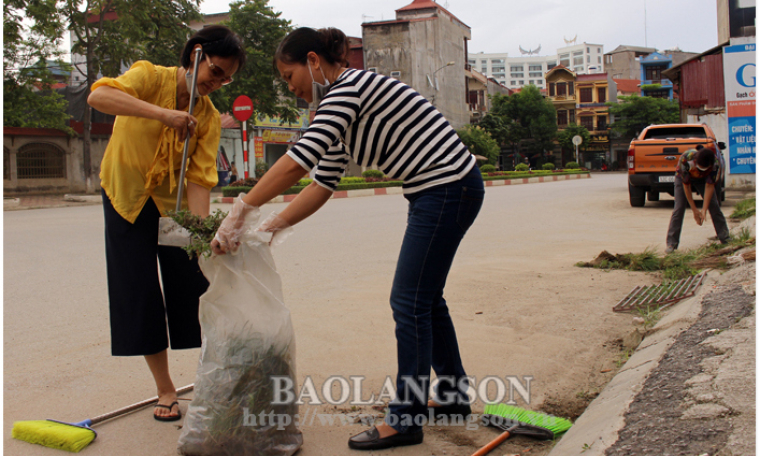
[{"left": 201, "top": 0, "right": 721, "bottom": 56}]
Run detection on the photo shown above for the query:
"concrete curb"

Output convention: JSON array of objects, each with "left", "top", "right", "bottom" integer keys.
[
  {"left": 548, "top": 271, "right": 721, "bottom": 456},
  {"left": 3, "top": 197, "right": 20, "bottom": 208},
  {"left": 214, "top": 173, "right": 591, "bottom": 204},
  {"left": 63, "top": 194, "right": 103, "bottom": 203}
]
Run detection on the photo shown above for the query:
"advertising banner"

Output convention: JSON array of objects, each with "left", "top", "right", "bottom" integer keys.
[
  {"left": 262, "top": 129, "right": 300, "bottom": 144},
  {"left": 253, "top": 136, "right": 264, "bottom": 159},
  {"left": 253, "top": 109, "right": 310, "bottom": 130},
  {"left": 723, "top": 42, "right": 756, "bottom": 174}
]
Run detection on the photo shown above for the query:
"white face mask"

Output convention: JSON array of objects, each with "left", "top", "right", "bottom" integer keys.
[{"left": 307, "top": 64, "right": 330, "bottom": 111}]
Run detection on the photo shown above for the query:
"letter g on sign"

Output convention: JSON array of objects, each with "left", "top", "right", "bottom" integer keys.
[{"left": 737, "top": 63, "right": 756, "bottom": 88}]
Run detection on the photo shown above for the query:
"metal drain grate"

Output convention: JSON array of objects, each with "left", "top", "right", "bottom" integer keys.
[{"left": 613, "top": 272, "right": 707, "bottom": 313}]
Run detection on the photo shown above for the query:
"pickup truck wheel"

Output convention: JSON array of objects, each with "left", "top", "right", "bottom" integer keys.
[
  {"left": 629, "top": 185, "right": 646, "bottom": 207},
  {"left": 647, "top": 191, "right": 660, "bottom": 202}
]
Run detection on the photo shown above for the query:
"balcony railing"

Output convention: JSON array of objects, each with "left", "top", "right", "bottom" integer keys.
[{"left": 641, "top": 78, "right": 672, "bottom": 86}]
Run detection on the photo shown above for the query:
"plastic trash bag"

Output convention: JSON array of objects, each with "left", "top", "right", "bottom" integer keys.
[
  {"left": 157, "top": 217, "right": 192, "bottom": 247},
  {"left": 178, "top": 214, "right": 301, "bottom": 456}
]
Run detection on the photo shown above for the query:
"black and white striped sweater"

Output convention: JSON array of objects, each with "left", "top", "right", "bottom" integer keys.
[{"left": 286, "top": 68, "right": 476, "bottom": 194}]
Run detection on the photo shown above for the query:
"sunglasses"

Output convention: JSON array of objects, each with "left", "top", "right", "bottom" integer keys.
[{"left": 205, "top": 54, "right": 233, "bottom": 85}]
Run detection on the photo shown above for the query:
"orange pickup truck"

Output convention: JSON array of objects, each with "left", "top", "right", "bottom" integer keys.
[{"left": 627, "top": 123, "right": 726, "bottom": 207}]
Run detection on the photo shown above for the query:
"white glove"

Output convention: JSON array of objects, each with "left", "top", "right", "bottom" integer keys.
[
  {"left": 256, "top": 212, "right": 293, "bottom": 247},
  {"left": 212, "top": 194, "right": 260, "bottom": 254}
]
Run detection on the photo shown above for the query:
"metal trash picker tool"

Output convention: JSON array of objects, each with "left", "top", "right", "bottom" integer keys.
[{"left": 158, "top": 47, "right": 202, "bottom": 247}]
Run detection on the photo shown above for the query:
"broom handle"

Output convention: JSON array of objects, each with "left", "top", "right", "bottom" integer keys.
[
  {"left": 88, "top": 384, "right": 194, "bottom": 425},
  {"left": 470, "top": 430, "right": 511, "bottom": 456},
  {"left": 176, "top": 47, "right": 202, "bottom": 212}
]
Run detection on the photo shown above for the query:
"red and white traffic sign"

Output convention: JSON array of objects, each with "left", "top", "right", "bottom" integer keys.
[{"left": 232, "top": 95, "right": 253, "bottom": 122}]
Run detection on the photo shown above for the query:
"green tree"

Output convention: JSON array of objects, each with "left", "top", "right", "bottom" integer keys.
[
  {"left": 477, "top": 95, "right": 510, "bottom": 145},
  {"left": 456, "top": 125, "right": 500, "bottom": 165},
  {"left": 479, "top": 86, "right": 556, "bottom": 166},
  {"left": 3, "top": 0, "right": 72, "bottom": 131},
  {"left": 212, "top": 0, "right": 299, "bottom": 129},
  {"left": 606, "top": 94, "right": 680, "bottom": 138},
  {"left": 514, "top": 85, "right": 557, "bottom": 159},
  {"left": 556, "top": 123, "right": 591, "bottom": 160},
  {"left": 142, "top": 0, "right": 203, "bottom": 68},
  {"left": 62, "top": 0, "right": 201, "bottom": 187}
]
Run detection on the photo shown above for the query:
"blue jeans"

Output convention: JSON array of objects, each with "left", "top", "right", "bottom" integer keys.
[{"left": 386, "top": 166, "right": 484, "bottom": 433}]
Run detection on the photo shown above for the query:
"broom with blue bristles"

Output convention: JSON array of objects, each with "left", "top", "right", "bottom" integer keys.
[
  {"left": 12, "top": 384, "right": 194, "bottom": 453},
  {"left": 471, "top": 403, "right": 573, "bottom": 456}
]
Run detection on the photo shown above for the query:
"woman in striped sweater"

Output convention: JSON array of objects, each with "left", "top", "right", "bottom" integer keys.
[{"left": 212, "top": 27, "right": 484, "bottom": 450}]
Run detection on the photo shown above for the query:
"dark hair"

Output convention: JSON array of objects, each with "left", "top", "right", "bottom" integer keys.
[
  {"left": 695, "top": 146, "right": 715, "bottom": 169},
  {"left": 274, "top": 27, "right": 349, "bottom": 67},
  {"left": 180, "top": 25, "right": 246, "bottom": 70}
]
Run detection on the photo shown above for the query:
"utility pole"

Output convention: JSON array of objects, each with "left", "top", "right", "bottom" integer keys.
[{"left": 644, "top": 0, "right": 648, "bottom": 48}]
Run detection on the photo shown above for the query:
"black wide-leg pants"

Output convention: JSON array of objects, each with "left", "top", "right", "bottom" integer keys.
[{"left": 102, "top": 189, "right": 207, "bottom": 356}]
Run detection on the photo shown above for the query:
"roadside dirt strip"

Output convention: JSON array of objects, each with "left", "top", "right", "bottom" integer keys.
[{"left": 549, "top": 218, "right": 756, "bottom": 456}]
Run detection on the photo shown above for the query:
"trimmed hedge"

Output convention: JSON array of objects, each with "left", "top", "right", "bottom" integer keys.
[
  {"left": 481, "top": 170, "right": 586, "bottom": 181},
  {"left": 222, "top": 180, "right": 404, "bottom": 197},
  {"left": 362, "top": 169, "right": 385, "bottom": 179},
  {"left": 221, "top": 170, "right": 589, "bottom": 197}
]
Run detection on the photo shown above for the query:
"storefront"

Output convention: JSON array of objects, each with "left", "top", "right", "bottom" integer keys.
[
  {"left": 580, "top": 133, "right": 611, "bottom": 170},
  {"left": 254, "top": 110, "right": 310, "bottom": 171}
]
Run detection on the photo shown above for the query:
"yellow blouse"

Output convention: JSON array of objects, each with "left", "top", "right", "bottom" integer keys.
[{"left": 94, "top": 60, "right": 220, "bottom": 223}]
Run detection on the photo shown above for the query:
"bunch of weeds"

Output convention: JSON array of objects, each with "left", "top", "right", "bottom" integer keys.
[
  {"left": 730, "top": 196, "right": 755, "bottom": 220},
  {"left": 734, "top": 226, "right": 754, "bottom": 243},
  {"left": 623, "top": 248, "right": 662, "bottom": 272},
  {"left": 661, "top": 249, "right": 703, "bottom": 281},
  {"left": 580, "top": 233, "right": 754, "bottom": 279},
  {"left": 168, "top": 209, "right": 228, "bottom": 259},
  {"left": 634, "top": 304, "right": 662, "bottom": 330}
]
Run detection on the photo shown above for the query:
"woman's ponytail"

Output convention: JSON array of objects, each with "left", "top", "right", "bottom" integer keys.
[
  {"left": 317, "top": 27, "right": 349, "bottom": 67},
  {"left": 275, "top": 27, "right": 349, "bottom": 67}
]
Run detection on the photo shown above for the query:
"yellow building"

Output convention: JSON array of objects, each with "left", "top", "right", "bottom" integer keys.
[
  {"left": 545, "top": 66, "right": 577, "bottom": 130},
  {"left": 545, "top": 66, "right": 618, "bottom": 168}
]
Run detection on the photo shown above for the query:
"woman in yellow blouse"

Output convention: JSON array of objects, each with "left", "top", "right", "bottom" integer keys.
[{"left": 87, "top": 25, "right": 245, "bottom": 421}]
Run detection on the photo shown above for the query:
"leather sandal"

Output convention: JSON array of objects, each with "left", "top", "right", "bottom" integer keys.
[
  {"left": 153, "top": 401, "right": 181, "bottom": 422},
  {"left": 348, "top": 426, "right": 423, "bottom": 450}
]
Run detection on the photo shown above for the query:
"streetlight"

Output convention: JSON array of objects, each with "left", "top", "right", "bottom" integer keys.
[{"left": 429, "top": 61, "right": 455, "bottom": 106}]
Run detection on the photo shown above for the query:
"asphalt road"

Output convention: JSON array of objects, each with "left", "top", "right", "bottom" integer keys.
[{"left": 4, "top": 172, "right": 740, "bottom": 455}]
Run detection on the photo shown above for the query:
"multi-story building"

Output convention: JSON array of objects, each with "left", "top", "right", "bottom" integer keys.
[
  {"left": 604, "top": 45, "right": 656, "bottom": 80},
  {"left": 557, "top": 42, "right": 605, "bottom": 74},
  {"left": 465, "top": 68, "right": 510, "bottom": 123},
  {"left": 639, "top": 52, "right": 674, "bottom": 99},
  {"left": 638, "top": 49, "right": 700, "bottom": 99},
  {"left": 545, "top": 66, "right": 616, "bottom": 168},
  {"left": 363, "top": 0, "right": 471, "bottom": 128},
  {"left": 545, "top": 66, "right": 576, "bottom": 130},
  {"left": 468, "top": 41, "right": 604, "bottom": 90},
  {"left": 576, "top": 73, "right": 616, "bottom": 164}
]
